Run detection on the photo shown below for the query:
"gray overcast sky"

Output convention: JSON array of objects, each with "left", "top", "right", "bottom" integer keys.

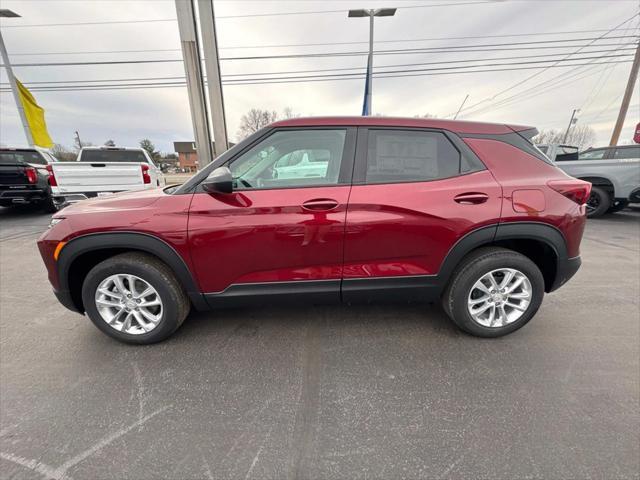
[{"left": 1, "top": 0, "right": 639, "bottom": 153}]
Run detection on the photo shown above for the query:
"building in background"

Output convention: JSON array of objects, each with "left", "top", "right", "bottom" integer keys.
[
  {"left": 173, "top": 141, "right": 235, "bottom": 172},
  {"left": 173, "top": 142, "right": 199, "bottom": 172}
]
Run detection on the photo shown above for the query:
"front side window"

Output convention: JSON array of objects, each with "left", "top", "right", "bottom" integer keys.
[
  {"left": 229, "top": 129, "right": 346, "bottom": 189},
  {"left": 613, "top": 147, "right": 640, "bottom": 159},
  {"left": 579, "top": 149, "right": 606, "bottom": 160},
  {"left": 365, "top": 130, "right": 460, "bottom": 183}
]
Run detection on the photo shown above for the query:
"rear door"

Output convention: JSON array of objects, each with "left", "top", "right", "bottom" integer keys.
[
  {"left": 342, "top": 127, "right": 502, "bottom": 300},
  {"left": 188, "top": 127, "right": 356, "bottom": 300}
]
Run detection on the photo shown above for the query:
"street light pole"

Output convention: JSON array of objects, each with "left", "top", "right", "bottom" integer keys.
[
  {"left": 175, "top": 0, "right": 214, "bottom": 169},
  {"left": 348, "top": 8, "right": 396, "bottom": 116},
  {"left": 198, "top": 0, "right": 229, "bottom": 157},
  {"left": 0, "top": 9, "right": 34, "bottom": 147}
]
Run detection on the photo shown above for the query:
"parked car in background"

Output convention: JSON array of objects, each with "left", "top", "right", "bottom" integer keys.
[
  {"left": 48, "top": 146, "right": 165, "bottom": 206},
  {"left": 540, "top": 143, "right": 640, "bottom": 217},
  {"left": 0, "top": 147, "right": 60, "bottom": 212},
  {"left": 39, "top": 117, "right": 591, "bottom": 344}
]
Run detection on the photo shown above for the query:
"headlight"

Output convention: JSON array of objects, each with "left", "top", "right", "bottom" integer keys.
[{"left": 49, "top": 217, "right": 65, "bottom": 228}]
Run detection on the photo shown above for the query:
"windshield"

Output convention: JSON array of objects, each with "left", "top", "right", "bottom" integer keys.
[
  {"left": 80, "top": 150, "right": 149, "bottom": 163},
  {"left": 0, "top": 150, "right": 48, "bottom": 165}
]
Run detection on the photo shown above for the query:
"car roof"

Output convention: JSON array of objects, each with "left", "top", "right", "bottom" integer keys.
[{"left": 270, "top": 116, "right": 532, "bottom": 135}]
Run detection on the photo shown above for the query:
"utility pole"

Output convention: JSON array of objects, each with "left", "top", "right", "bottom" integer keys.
[
  {"left": 563, "top": 109, "right": 580, "bottom": 144},
  {"left": 198, "top": 0, "right": 229, "bottom": 157},
  {"left": 175, "top": 0, "right": 214, "bottom": 169},
  {"left": 453, "top": 94, "right": 469, "bottom": 120},
  {"left": 74, "top": 130, "right": 83, "bottom": 149},
  {"left": 348, "top": 8, "right": 396, "bottom": 116},
  {"left": 0, "top": 10, "right": 34, "bottom": 147},
  {"left": 609, "top": 41, "right": 640, "bottom": 146}
]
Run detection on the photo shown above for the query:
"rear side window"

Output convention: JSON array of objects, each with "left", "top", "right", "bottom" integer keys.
[
  {"left": 365, "top": 130, "right": 461, "bottom": 183},
  {"left": 80, "top": 150, "right": 148, "bottom": 163},
  {"left": 613, "top": 147, "right": 640, "bottom": 159}
]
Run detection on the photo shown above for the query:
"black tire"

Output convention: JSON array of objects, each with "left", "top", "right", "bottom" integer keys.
[
  {"left": 607, "top": 199, "right": 629, "bottom": 214},
  {"left": 586, "top": 186, "right": 611, "bottom": 218},
  {"left": 442, "top": 247, "right": 545, "bottom": 338},
  {"left": 42, "top": 195, "right": 60, "bottom": 213},
  {"left": 81, "top": 252, "right": 190, "bottom": 344}
]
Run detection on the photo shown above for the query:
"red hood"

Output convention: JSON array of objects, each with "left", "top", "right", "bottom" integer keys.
[{"left": 57, "top": 188, "right": 165, "bottom": 216}]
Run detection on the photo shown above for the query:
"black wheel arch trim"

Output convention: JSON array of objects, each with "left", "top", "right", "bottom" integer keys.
[
  {"left": 57, "top": 231, "right": 209, "bottom": 311},
  {"left": 437, "top": 221, "right": 570, "bottom": 293}
]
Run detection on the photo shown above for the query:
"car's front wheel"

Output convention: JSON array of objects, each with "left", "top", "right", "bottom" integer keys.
[
  {"left": 442, "top": 247, "right": 544, "bottom": 337},
  {"left": 81, "top": 252, "right": 190, "bottom": 344}
]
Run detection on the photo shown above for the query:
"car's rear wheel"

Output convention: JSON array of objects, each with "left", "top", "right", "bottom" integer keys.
[
  {"left": 586, "top": 186, "right": 611, "bottom": 218},
  {"left": 442, "top": 247, "right": 544, "bottom": 337},
  {"left": 81, "top": 252, "right": 190, "bottom": 344}
]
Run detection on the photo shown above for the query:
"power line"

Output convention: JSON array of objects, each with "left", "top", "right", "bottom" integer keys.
[
  {"left": 1, "top": 60, "right": 631, "bottom": 92},
  {"left": 6, "top": 47, "right": 634, "bottom": 87},
  {"left": 3, "top": 47, "right": 634, "bottom": 85},
  {"left": 7, "top": 27, "right": 638, "bottom": 56},
  {"left": 453, "top": 13, "right": 640, "bottom": 117},
  {"left": 456, "top": 38, "right": 638, "bottom": 117},
  {"left": 2, "top": 37, "right": 636, "bottom": 67},
  {"left": 0, "top": 1, "right": 497, "bottom": 28}
]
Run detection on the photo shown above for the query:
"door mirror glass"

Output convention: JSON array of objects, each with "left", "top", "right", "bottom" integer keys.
[{"left": 202, "top": 166, "right": 233, "bottom": 194}]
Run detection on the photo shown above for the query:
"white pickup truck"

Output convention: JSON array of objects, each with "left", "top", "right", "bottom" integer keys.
[{"left": 49, "top": 146, "right": 165, "bottom": 205}]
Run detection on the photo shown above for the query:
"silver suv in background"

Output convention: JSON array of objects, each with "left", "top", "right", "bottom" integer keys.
[{"left": 540, "top": 144, "right": 640, "bottom": 218}]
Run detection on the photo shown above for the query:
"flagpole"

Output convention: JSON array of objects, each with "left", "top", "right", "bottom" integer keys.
[{"left": 0, "top": 29, "right": 34, "bottom": 147}]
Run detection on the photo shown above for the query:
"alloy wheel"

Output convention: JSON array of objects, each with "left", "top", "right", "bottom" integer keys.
[
  {"left": 94, "top": 274, "right": 163, "bottom": 334},
  {"left": 467, "top": 268, "right": 532, "bottom": 328}
]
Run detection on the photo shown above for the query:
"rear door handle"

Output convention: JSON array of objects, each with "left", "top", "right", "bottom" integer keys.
[
  {"left": 454, "top": 192, "right": 489, "bottom": 205},
  {"left": 302, "top": 198, "right": 339, "bottom": 211}
]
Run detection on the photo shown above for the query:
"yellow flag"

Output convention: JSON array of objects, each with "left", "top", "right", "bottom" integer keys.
[{"left": 16, "top": 79, "right": 54, "bottom": 148}]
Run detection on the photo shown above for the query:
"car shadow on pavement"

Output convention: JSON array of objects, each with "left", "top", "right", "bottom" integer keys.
[{"left": 171, "top": 302, "right": 461, "bottom": 344}]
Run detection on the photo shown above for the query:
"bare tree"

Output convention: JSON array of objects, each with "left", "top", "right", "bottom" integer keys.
[
  {"left": 50, "top": 143, "right": 77, "bottom": 162},
  {"left": 237, "top": 109, "right": 279, "bottom": 140},
  {"left": 104, "top": 139, "right": 116, "bottom": 147},
  {"left": 282, "top": 107, "right": 300, "bottom": 119},
  {"left": 236, "top": 108, "right": 300, "bottom": 139},
  {"left": 533, "top": 125, "right": 596, "bottom": 150}
]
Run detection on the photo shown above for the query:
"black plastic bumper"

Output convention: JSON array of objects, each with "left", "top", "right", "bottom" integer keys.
[
  {"left": 53, "top": 288, "right": 84, "bottom": 314},
  {"left": 549, "top": 256, "right": 581, "bottom": 292}
]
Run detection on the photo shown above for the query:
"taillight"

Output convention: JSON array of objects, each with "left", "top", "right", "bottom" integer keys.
[
  {"left": 547, "top": 179, "right": 592, "bottom": 205},
  {"left": 141, "top": 164, "right": 151, "bottom": 184},
  {"left": 46, "top": 164, "right": 57, "bottom": 186},
  {"left": 25, "top": 166, "right": 38, "bottom": 184}
]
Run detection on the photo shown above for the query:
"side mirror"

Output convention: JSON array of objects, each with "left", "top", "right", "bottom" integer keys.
[{"left": 202, "top": 166, "right": 233, "bottom": 194}]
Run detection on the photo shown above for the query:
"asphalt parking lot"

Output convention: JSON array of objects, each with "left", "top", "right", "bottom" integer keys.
[{"left": 1, "top": 205, "right": 638, "bottom": 480}]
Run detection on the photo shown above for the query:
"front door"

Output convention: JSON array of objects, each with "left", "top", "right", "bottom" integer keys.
[
  {"left": 342, "top": 128, "right": 502, "bottom": 300},
  {"left": 188, "top": 127, "right": 356, "bottom": 303}
]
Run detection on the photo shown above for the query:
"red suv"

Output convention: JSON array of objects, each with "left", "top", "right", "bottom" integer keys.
[{"left": 38, "top": 117, "right": 590, "bottom": 344}]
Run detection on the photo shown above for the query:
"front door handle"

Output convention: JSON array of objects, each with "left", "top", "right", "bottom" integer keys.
[
  {"left": 302, "top": 198, "right": 339, "bottom": 211},
  {"left": 454, "top": 192, "right": 489, "bottom": 205}
]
